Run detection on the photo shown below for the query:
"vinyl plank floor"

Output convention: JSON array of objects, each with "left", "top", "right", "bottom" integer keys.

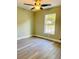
[{"left": 17, "top": 37, "right": 61, "bottom": 59}]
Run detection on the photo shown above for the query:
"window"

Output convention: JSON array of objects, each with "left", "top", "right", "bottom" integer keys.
[{"left": 44, "top": 13, "right": 56, "bottom": 35}]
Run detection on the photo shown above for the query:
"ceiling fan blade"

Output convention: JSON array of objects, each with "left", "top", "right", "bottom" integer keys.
[
  {"left": 31, "top": 7, "right": 35, "bottom": 10},
  {"left": 40, "top": 7, "right": 43, "bottom": 10},
  {"left": 24, "top": 3, "right": 34, "bottom": 6},
  {"left": 41, "top": 4, "right": 51, "bottom": 7}
]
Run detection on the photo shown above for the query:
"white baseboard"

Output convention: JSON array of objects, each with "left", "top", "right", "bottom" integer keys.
[
  {"left": 18, "top": 35, "right": 32, "bottom": 40},
  {"left": 17, "top": 35, "right": 61, "bottom": 43},
  {"left": 33, "top": 35, "right": 61, "bottom": 43}
]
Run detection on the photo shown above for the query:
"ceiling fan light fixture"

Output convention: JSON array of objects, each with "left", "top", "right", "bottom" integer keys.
[
  {"left": 34, "top": 5, "right": 41, "bottom": 10},
  {"left": 34, "top": 0, "right": 41, "bottom": 10}
]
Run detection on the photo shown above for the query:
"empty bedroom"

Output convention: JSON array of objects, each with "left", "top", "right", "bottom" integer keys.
[{"left": 17, "top": 0, "right": 61, "bottom": 59}]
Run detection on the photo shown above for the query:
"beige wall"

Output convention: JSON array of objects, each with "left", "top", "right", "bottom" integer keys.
[
  {"left": 34, "top": 6, "right": 61, "bottom": 40},
  {"left": 17, "top": 7, "right": 34, "bottom": 39}
]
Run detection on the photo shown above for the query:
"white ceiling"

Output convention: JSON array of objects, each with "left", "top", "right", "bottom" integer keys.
[{"left": 17, "top": 0, "right": 61, "bottom": 11}]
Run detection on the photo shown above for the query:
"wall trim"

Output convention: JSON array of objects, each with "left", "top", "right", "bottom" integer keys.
[
  {"left": 33, "top": 35, "right": 61, "bottom": 43},
  {"left": 18, "top": 35, "right": 32, "bottom": 40}
]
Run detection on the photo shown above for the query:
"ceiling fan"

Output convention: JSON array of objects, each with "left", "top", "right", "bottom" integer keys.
[{"left": 24, "top": 0, "right": 51, "bottom": 10}]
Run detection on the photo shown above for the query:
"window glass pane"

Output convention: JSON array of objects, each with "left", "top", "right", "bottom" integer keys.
[{"left": 44, "top": 13, "right": 56, "bottom": 34}]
